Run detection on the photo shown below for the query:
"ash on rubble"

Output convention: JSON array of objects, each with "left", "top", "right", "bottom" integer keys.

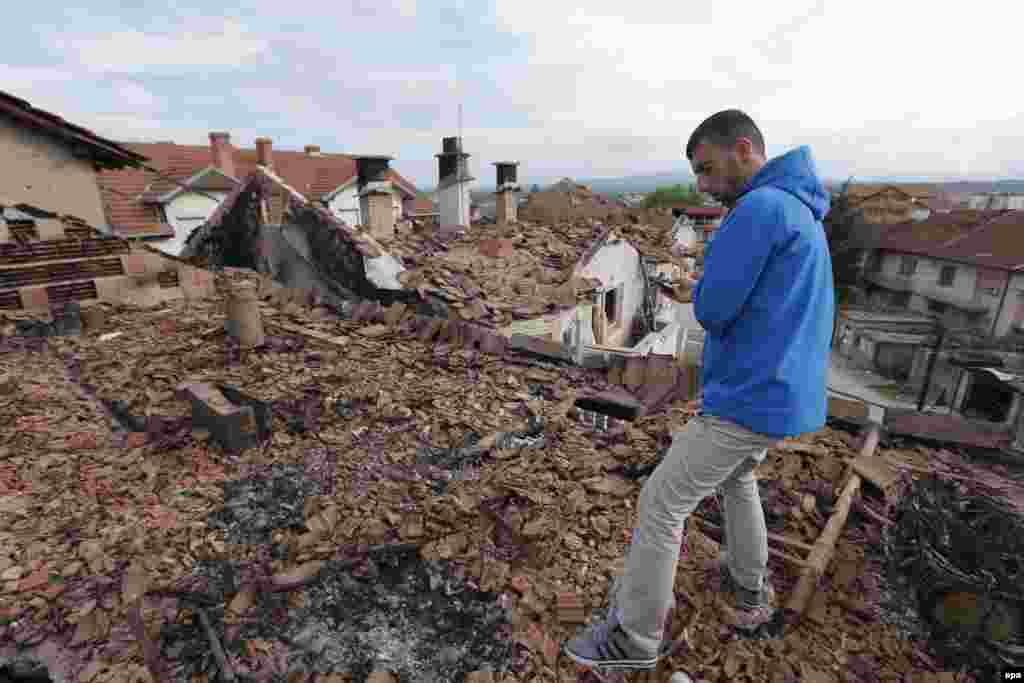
[
  {"left": 162, "top": 550, "right": 517, "bottom": 682},
  {"left": 414, "top": 418, "right": 546, "bottom": 495},
  {"left": 880, "top": 474, "right": 1024, "bottom": 678},
  {"left": 207, "top": 463, "right": 326, "bottom": 545}
]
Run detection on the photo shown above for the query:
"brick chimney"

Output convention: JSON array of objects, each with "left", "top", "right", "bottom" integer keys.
[
  {"left": 209, "top": 131, "right": 235, "bottom": 178},
  {"left": 493, "top": 161, "right": 520, "bottom": 224},
  {"left": 353, "top": 155, "right": 396, "bottom": 239},
  {"left": 304, "top": 144, "right": 321, "bottom": 157},
  {"left": 255, "top": 137, "right": 273, "bottom": 169}
]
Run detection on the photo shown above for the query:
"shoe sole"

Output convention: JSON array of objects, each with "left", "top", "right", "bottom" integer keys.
[{"left": 561, "top": 646, "right": 659, "bottom": 671}]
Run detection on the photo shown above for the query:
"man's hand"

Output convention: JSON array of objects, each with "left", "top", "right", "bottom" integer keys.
[
  {"left": 671, "top": 242, "right": 695, "bottom": 258},
  {"left": 671, "top": 243, "right": 705, "bottom": 259}
]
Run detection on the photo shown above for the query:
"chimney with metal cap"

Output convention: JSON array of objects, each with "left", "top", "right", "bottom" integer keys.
[
  {"left": 353, "top": 155, "right": 396, "bottom": 239},
  {"left": 209, "top": 131, "right": 235, "bottom": 178},
  {"left": 493, "top": 161, "right": 520, "bottom": 224},
  {"left": 436, "top": 136, "right": 475, "bottom": 227},
  {"left": 255, "top": 137, "right": 273, "bottom": 170}
]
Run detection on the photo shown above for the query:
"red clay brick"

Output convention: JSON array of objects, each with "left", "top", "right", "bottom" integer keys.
[
  {"left": 509, "top": 574, "right": 530, "bottom": 594},
  {"left": 478, "top": 238, "right": 515, "bottom": 259},
  {"left": 122, "top": 253, "right": 147, "bottom": 277},
  {"left": 20, "top": 286, "right": 49, "bottom": 310}
]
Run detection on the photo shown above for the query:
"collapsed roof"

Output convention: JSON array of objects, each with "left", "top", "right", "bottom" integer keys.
[{"left": 179, "top": 167, "right": 426, "bottom": 310}]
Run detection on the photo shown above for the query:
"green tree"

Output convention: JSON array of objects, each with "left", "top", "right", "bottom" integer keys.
[{"left": 643, "top": 183, "right": 702, "bottom": 208}]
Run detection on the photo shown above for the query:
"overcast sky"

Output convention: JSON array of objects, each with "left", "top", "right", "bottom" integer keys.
[{"left": 5, "top": 1, "right": 1021, "bottom": 188}]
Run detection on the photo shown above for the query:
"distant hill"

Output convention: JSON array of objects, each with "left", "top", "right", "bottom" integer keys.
[
  {"left": 834, "top": 177, "right": 1024, "bottom": 195},
  {"left": 466, "top": 170, "right": 695, "bottom": 196},
  {"left": 575, "top": 171, "right": 695, "bottom": 195},
  {"left": 940, "top": 179, "right": 1024, "bottom": 194}
]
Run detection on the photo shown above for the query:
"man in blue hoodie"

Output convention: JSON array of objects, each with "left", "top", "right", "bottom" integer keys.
[{"left": 564, "top": 110, "right": 835, "bottom": 671}]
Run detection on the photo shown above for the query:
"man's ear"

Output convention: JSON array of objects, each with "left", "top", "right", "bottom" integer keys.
[{"left": 734, "top": 137, "right": 755, "bottom": 162}]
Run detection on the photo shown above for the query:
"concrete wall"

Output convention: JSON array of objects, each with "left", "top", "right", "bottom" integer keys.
[
  {"left": 0, "top": 113, "right": 110, "bottom": 231},
  {"left": 875, "top": 251, "right": 1024, "bottom": 337},
  {"left": 156, "top": 190, "right": 229, "bottom": 255},
  {"left": 968, "top": 194, "right": 1024, "bottom": 210},
  {"left": 876, "top": 251, "right": 988, "bottom": 322},
  {"left": 439, "top": 181, "right": 472, "bottom": 227},
  {"left": 875, "top": 342, "right": 916, "bottom": 379},
  {"left": 328, "top": 183, "right": 402, "bottom": 228}
]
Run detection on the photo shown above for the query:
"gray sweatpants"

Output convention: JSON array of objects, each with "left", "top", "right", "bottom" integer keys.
[{"left": 613, "top": 413, "right": 779, "bottom": 653}]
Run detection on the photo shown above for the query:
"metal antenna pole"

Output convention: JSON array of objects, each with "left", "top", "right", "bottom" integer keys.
[{"left": 457, "top": 101, "right": 464, "bottom": 225}]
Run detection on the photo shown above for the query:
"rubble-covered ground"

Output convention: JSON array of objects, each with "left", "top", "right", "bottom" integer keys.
[{"left": 1, "top": 287, "right": 1023, "bottom": 683}]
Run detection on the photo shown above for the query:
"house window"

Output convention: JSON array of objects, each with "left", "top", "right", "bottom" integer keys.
[
  {"left": 929, "top": 300, "right": 947, "bottom": 314},
  {"left": 604, "top": 286, "right": 623, "bottom": 327},
  {"left": 939, "top": 265, "right": 956, "bottom": 287},
  {"left": 899, "top": 256, "right": 917, "bottom": 275},
  {"left": 891, "top": 291, "right": 911, "bottom": 308},
  {"left": 867, "top": 252, "right": 882, "bottom": 273}
]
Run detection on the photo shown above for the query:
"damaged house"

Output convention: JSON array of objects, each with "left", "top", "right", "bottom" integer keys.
[
  {"left": 97, "top": 132, "right": 420, "bottom": 255},
  {"left": 178, "top": 162, "right": 423, "bottom": 312},
  {"left": 1, "top": 198, "right": 215, "bottom": 315},
  {"left": 180, "top": 156, "right": 702, "bottom": 405},
  {"left": 0, "top": 89, "right": 146, "bottom": 233}
]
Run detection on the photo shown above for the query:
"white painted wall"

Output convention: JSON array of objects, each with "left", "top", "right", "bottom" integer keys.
[
  {"left": 877, "top": 252, "right": 979, "bottom": 308},
  {"left": 578, "top": 238, "right": 646, "bottom": 347},
  {"left": 157, "top": 190, "right": 228, "bottom": 255},
  {"left": 439, "top": 181, "right": 472, "bottom": 226},
  {"left": 967, "top": 193, "right": 1024, "bottom": 210},
  {"left": 327, "top": 183, "right": 403, "bottom": 228}
]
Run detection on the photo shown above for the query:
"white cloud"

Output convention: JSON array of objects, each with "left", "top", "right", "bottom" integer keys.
[
  {"left": 56, "top": 19, "right": 268, "bottom": 72},
  {"left": 492, "top": 0, "right": 1023, "bottom": 178},
  {"left": 112, "top": 82, "right": 161, "bottom": 111}
]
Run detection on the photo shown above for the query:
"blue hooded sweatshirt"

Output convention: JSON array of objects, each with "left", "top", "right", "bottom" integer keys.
[{"left": 692, "top": 146, "right": 834, "bottom": 437}]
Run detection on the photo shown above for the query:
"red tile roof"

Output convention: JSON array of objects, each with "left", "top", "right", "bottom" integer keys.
[
  {"left": 0, "top": 90, "right": 147, "bottom": 169},
  {"left": 677, "top": 206, "right": 726, "bottom": 218},
  {"left": 97, "top": 140, "right": 419, "bottom": 237},
  {"left": 934, "top": 211, "right": 1024, "bottom": 269},
  {"left": 873, "top": 209, "right": 1024, "bottom": 269},
  {"left": 408, "top": 194, "right": 438, "bottom": 215}
]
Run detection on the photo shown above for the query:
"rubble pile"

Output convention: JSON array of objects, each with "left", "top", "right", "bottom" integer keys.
[
  {"left": 1, "top": 288, "right": 1020, "bottom": 682},
  {"left": 882, "top": 458, "right": 1024, "bottom": 679},
  {"left": 386, "top": 219, "right": 612, "bottom": 327},
  {"left": 157, "top": 549, "right": 518, "bottom": 683}
]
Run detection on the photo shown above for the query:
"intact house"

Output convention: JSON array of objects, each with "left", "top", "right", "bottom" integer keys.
[
  {"left": 667, "top": 205, "right": 726, "bottom": 244},
  {"left": 968, "top": 192, "right": 1024, "bottom": 211},
  {"left": 861, "top": 210, "right": 1024, "bottom": 335},
  {"left": 833, "top": 308, "right": 938, "bottom": 379},
  {"left": 0, "top": 89, "right": 146, "bottom": 233},
  {"left": 97, "top": 133, "right": 420, "bottom": 256}
]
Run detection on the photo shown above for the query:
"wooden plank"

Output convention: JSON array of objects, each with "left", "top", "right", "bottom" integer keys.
[
  {"left": 785, "top": 420, "right": 882, "bottom": 619},
  {"left": 266, "top": 320, "right": 351, "bottom": 347}
]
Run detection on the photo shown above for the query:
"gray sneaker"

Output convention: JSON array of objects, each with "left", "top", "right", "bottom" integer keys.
[
  {"left": 562, "top": 614, "right": 661, "bottom": 671},
  {"left": 707, "top": 551, "right": 776, "bottom": 632}
]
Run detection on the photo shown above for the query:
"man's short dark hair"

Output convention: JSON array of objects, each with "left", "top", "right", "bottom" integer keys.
[{"left": 686, "top": 109, "right": 766, "bottom": 160}]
